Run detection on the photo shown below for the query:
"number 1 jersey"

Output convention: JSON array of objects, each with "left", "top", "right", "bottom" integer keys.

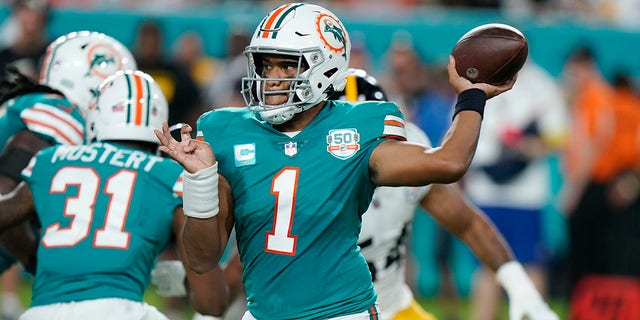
[{"left": 197, "top": 100, "right": 407, "bottom": 319}]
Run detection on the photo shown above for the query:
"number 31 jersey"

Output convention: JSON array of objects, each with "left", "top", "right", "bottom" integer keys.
[
  {"left": 197, "top": 100, "right": 407, "bottom": 319},
  {"left": 21, "top": 142, "right": 183, "bottom": 307}
]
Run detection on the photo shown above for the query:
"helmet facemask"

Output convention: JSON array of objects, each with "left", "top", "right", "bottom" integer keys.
[{"left": 242, "top": 49, "right": 327, "bottom": 125}]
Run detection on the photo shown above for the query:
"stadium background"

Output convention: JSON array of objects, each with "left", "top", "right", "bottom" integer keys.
[{"left": 1, "top": 1, "right": 639, "bottom": 319}]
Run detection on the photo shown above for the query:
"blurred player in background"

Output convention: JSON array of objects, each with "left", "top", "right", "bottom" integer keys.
[
  {"left": 0, "top": 70, "right": 228, "bottom": 320},
  {"left": 0, "top": 30, "right": 137, "bottom": 318},
  {"left": 462, "top": 58, "right": 570, "bottom": 320},
  {"left": 335, "top": 70, "right": 557, "bottom": 320}
]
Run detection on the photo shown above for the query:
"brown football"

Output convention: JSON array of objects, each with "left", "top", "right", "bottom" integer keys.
[{"left": 451, "top": 23, "right": 528, "bottom": 86}]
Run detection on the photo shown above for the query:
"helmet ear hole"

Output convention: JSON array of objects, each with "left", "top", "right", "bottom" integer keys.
[{"left": 324, "top": 67, "right": 338, "bottom": 79}]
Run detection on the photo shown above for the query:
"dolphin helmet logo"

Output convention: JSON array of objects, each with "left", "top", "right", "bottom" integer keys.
[
  {"left": 316, "top": 13, "right": 347, "bottom": 58},
  {"left": 85, "top": 54, "right": 116, "bottom": 76},
  {"left": 85, "top": 43, "right": 123, "bottom": 79}
]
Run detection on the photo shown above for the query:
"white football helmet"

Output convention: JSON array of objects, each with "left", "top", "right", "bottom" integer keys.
[
  {"left": 241, "top": 3, "right": 351, "bottom": 125},
  {"left": 39, "top": 31, "right": 137, "bottom": 116},
  {"left": 86, "top": 70, "right": 167, "bottom": 144}
]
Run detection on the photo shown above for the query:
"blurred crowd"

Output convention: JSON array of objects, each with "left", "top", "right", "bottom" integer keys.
[
  {"left": 2, "top": 0, "right": 640, "bottom": 319},
  {"left": 3, "top": 0, "right": 640, "bottom": 27}
]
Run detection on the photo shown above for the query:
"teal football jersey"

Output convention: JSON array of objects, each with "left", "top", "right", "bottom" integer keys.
[
  {"left": 0, "top": 92, "right": 84, "bottom": 148},
  {"left": 0, "top": 92, "right": 84, "bottom": 271},
  {"left": 21, "top": 142, "right": 183, "bottom": 307},
  {"left": 197, "top": 100, "right": 407, "bottom": 319}
]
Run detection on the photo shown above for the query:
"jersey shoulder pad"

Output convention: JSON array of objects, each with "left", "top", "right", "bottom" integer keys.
[
  {"left": 15, "top": 93, "right": 85, "bottom": 145},
  {"left": 340, "top": 100, "right": 407, "bottom": 141},
  {"left": 196, "top": 107, "right": 252, "bottom": 142}
]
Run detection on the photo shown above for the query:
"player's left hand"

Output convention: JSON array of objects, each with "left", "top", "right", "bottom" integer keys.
[
  {"left": 497, "top": 261, "right": 559, "bottom": 320},
  {"left": 151, "top": 260, "right": 187, "bottom": 297},
  {"left": 155, "top": 121, "right": 216, "bottom": 174}
]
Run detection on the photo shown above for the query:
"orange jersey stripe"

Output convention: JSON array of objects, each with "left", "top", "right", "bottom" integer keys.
[
  {"left": 370, "top": 306, "right": 378, "bottom": 320},
  {"left": 384, "top": 120, "right": 405, "bottom": 127},
  {"left": 24, "top": 118, "right": 75, "bottom": 145},
  {"left": 28, "top": 107, "right": 84, "bottom": 138}
]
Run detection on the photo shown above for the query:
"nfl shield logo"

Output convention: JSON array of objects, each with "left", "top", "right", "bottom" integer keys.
[{"left": 284, "top": 142, "right": 297, "bottom": 157}]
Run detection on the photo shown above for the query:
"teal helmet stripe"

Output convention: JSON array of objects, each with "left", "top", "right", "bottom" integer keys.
[
  {"left": 42, "top": 45, "right": 61, "bottom": 84},
  {"left": 256, "top": 17, "right": 268, "bottom": 38},
  {"left": 270, "top": 3, "right": 304, "bottom": 39},
  {"left": 144, "top": 77, "right": 151, "bottom": 126},
  {"left": 124, "top": 73, "right": 133, "bottom": 123}
]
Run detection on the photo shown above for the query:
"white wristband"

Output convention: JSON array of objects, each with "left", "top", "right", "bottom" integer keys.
[
  {"left": 496, "top": 261, "right": 541, "bottom": 298},
  {"left": 183, "top": 162, "right": 219, "bottom": 219}
]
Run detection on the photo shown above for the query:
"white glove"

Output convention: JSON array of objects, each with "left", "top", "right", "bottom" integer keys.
[
  {"left": 497, "top": 261, "right": 559, "bottom": 320},
  {"left": 151, "top": 260, "right": 187, "bottom": 297}
]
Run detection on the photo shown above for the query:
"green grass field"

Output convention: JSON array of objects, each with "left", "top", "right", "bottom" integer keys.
[{"left": 8, "top": 276, "right": 568, "bottom": 320}]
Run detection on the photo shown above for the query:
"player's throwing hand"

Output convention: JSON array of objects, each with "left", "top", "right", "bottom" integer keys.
[
  {"left": 155, "top": 121, "right": 216, "bottom": 174},
  {"left": 447, "top": 55, "right": 517, "bottom": 99}
]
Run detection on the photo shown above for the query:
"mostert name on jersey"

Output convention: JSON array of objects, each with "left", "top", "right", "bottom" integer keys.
[{"left": 51, "top": 143, "right": 162, "bottom": 172}]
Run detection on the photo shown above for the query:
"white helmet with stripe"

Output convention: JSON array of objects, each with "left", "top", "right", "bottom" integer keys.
[
  {"left": 241, "top": 3, "right": 351, "bottom": 125},
  {"left": 86, "top": 70, "right": 167, "bottom": 144},
  {"left": 39, "top": 31, "right": 137, "bottom": 116}
]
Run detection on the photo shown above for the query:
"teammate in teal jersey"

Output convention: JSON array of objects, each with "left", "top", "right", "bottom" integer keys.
[
  {"left": 155, "top": 3, "right": 515, "bottom": 320},
  {"left": 0, "top": 31, "right": 136, "bottom": 273},
  {"left": 0, "top": 70, "right": 228, "bottom": 319}
]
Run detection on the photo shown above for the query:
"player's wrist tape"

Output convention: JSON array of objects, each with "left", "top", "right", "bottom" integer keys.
[
  {"left": 496, "top": 261, "right": 541, "bottom": 298},
  {"left": 453, "top": 88, "right": 487, "bottom": 120},
  {"left": 183, "top": 162, "right": 219, "bottom": 219}
]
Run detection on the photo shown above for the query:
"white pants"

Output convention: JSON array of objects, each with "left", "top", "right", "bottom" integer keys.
[
  {"left": 20, "top": 298, "right": 169, "bottom": 320},
  {"left": 241, "top": 307, "right": 381, "bottom": 320}
]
